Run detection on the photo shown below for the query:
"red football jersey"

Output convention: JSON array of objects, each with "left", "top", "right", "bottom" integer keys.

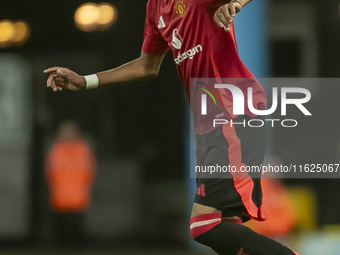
[{"left": 142, "top": 0, "right": 267, "bottom": 134}]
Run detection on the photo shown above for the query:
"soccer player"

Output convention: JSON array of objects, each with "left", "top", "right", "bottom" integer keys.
[{"left": 44, "top": 0, "right": 299, "bottom": 254}]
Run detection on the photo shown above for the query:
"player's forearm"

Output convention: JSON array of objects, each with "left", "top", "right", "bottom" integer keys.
[
  {"left": 96, "top": 53, "right": 164, "bottom": 87},
  {"left": 44, "top": 52, "right": 164, "bottom": 91},
  {"left": 96, "top": 59, "right": 154, "bottom": 86},
  {"left": 236, "top": 0, "right": 252, "bottom": 7}
]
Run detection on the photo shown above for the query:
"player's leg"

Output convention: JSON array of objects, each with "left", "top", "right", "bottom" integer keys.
[
  {"left": 191, "top": 117, "right": 298, "bottom": 254},
  {"left": 190, "top": 203, "right": 298, "bottom": 255}
]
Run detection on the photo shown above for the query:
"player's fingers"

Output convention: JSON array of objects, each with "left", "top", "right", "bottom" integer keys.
[
  {"left": 46, "top": 74, "right": 52, "bottom": 87},
  {"left": 56, "top": 68, "right": 72, "bottom": 80},
  {"left": 228, "top": 3, "right": 237, "bottom": 17},
  {"left": 46, "top": 73, "right": 55, "bottom": 87},
  {"left": 55, "top": 77, "right": 65, "bottom": 83},
  {"left": 51, "top": 78, "right": 61, "bottom": 92},
  {"left": 43, "top": 66, "right": 64, "bottom": 74},
  {"left": 50, "top": 76, "right": 65, "bottom": 92},
  {"left": 214, "top": 9, "right": 228, "bottom": 29},
  {"left": 215, "top": 13, "right": 231, "bottom": 31},
  {"left": 213, "top": 12, "right": 223, "bottom": 28},
  {"left": 47, "top": 73, "right": 57, "bottom": 90},
  {"left": 221, "top": 5, "right": 233, "bottom": 24},
  {"left": 215, "top": 5, "right": 234, "bottom": 31},
  {"left": 55, "top": 80, "right": 64, "bottom": 88},
  {"left": 51, "top": 78, "right": 59, "bottom": 92}
]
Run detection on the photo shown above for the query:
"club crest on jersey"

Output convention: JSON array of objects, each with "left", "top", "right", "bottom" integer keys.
[{"left": 174, "top": 0, "right": 186, "bottom": 18}]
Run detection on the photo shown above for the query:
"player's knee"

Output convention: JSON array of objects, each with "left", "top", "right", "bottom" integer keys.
[{"left": 189, "top": 212, "right": 222, "bottom": 242}]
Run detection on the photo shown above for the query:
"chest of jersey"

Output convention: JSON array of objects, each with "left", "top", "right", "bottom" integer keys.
[{"left": 155, "top": 0, "right": 212, "bottom": 62}]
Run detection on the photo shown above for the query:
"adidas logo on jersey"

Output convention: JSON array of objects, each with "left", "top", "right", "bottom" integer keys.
[{"left": 157, "top": 16, "right": 166, "bottom": 28}]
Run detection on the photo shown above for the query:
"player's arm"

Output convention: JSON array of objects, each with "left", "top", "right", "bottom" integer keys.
[
  {"left": 43, "top": 51, "right": 165, "bottom": 92},
  {"left": 214, "top": 0, "right": 252, "bottom": 31}
]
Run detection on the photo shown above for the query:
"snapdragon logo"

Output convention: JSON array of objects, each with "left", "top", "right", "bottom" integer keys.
[
  {"left": 200, "top": 84, "right": 312, "bottom": 128},
  {"left": 172, "top": 28, "right": 203, "bottom": 65}
]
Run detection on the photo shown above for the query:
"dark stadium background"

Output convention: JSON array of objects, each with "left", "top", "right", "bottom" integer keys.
[{"left": 0, "top": 0, "right": 340, "bottom": 254}]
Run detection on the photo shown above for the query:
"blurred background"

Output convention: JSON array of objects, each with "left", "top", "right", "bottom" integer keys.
[{"left": 0, "top": 0, "right": 339, "bottom": 254}]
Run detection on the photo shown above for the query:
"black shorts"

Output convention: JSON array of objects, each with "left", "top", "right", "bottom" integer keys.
[{"left": 194, "top": 116, "right": 268, "bottom": 222}]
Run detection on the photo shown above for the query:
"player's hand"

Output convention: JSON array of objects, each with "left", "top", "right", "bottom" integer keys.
[
  {"left": 43, "top": 67, "right": 86, "bottom": 92},
  {"left": 214, "top": 0, "right": 242, "bottom": 32}
]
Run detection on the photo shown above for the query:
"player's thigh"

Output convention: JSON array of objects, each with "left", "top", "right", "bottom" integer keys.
[{"left": 191, "top": 202, "right": 220, "bottom": 217}]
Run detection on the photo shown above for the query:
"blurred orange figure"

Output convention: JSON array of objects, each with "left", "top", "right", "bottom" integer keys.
[{"left": 46, "top": 120, "right": 96, "bottom": 212}]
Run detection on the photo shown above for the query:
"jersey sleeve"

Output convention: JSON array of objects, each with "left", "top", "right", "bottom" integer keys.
[{"left": 141, "top": 0, "right": 169, "bottom": 55}]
